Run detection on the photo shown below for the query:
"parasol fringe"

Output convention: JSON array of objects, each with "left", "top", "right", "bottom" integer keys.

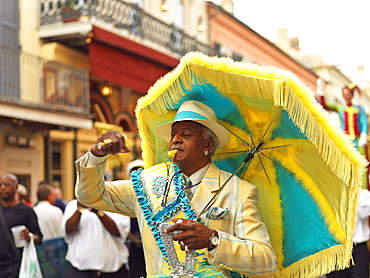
[
  {"left": 135, "top": 52, "right": 364, "bottom": 278},
  {"left": 268, "top": 139, "right": 358, "bottom": 277},
  {"left": 273, "top": 244, "right": 352, "bottom": 278},
  {"left": 146, "top": 52, "right": 367, "bottom": 191},
  {"left": 279, "top": 142, "right": 358, "bottom": 271},
  {"left": 276, "top": 82, "right": 366, "bottom": 191},
  {"left": 195, "top": 53, "right": 364, "bottom": 189}
]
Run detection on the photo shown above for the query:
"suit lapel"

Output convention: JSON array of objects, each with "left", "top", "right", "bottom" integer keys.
[{"left": 191, "top": 163, "right": 221, "bottom": 218}]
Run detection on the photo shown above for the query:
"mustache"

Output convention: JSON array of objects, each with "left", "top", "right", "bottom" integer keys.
[{"left": 171, "top": 145, "right": 185, "bottom": 152}]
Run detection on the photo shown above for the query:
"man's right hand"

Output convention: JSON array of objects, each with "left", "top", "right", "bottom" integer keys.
[{"left": 90, "top": 130, "right": 132, "bottom": 157}]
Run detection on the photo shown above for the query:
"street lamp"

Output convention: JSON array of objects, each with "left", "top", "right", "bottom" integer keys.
[{"left": 100, "top": 84, "right": 113, "bottom": 97}]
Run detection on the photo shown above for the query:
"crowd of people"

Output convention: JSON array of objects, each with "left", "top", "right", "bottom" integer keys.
[{"left": 0, "top": 175, "right": 134, "bottom": 278}]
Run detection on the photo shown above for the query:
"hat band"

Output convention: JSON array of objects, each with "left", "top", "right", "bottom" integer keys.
[{"left": 174, "top": 111, "right": 209, "bottom": 121}]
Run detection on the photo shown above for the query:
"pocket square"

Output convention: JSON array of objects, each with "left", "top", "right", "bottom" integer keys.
[{"left": 206, "top": 207, "right": 230, "bottom": 220}]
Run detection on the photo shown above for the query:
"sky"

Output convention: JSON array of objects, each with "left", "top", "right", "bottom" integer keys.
[{"left": 212, "top": 0, "right": 370, "bottom": 76}]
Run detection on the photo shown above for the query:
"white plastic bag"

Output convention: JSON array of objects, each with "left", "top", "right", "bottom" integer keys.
[{"left": 19, "top": 233, "right": 43, "bottom": 278}]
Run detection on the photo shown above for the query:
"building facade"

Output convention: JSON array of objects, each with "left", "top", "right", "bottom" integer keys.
[
  {"left": 0, "top": 0, "right": 211, "bottom": 202},
  {"left": 207, "top": 1, "right": 319, "bottom": 89}
]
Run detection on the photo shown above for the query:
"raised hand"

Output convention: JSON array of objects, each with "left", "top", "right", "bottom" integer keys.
[{"left": 91, "top": 130, "right": 132, "bottom": 157}]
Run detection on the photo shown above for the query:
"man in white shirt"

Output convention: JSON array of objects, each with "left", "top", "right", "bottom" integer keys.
[
  {"left": 33, "top": 185, "right": 63, "bottom": 240},
  {"left": 62, "top": 199, "right": 130, "bottom": 277}
]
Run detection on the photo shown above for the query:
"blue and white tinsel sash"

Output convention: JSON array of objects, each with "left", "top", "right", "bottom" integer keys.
[{"left": 131, "top": 163, "right": 244, "bottom": 278}]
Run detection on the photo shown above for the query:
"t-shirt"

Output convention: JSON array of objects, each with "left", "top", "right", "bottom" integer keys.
[
  {"left": 0, "top": 202, "right": 43, "bottom": 261},
  {"left": 33, "top": 201, "right": 63, "bottom": 240},
  {"left": 62, "top": 199, "right": 130, "bottom": 272}
]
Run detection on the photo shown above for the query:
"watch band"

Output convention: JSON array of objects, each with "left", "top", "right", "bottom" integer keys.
[{"left": 208, "top": 230, "right": 219, "bottom": 251}]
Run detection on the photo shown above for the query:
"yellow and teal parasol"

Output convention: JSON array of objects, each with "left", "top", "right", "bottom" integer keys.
[{"left": 135, "top": 52, "right": 367, "bottom": 278}]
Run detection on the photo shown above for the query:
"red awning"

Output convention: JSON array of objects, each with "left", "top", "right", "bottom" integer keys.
[{"left": 89, "top": 26, "right": 179, "bottom": 93}]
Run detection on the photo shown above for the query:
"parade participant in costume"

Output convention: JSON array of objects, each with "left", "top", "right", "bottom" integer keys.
[
  {"left": 75, "top": 100, "right": 277, "bottom": 277},
  {"left": 317, "top": 81, "right": 368, "bottom": 150},
  {"left": 317, "top": 80, "right": 369, "bottom": 186},
  {"left": 317, "top": 81, "right": 370, "bottom": 277}
]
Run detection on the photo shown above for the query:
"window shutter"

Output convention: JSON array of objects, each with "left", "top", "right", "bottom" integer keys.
[{"left": 0, "top": 0, "right": 20, "bottom": 99}]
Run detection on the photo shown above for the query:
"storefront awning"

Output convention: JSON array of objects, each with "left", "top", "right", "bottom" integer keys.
[{"left": 90, "top": 26, "right": 179, "bottom": 93}]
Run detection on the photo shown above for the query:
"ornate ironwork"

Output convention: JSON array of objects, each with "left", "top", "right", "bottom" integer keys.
[
  {"left": 40, "top": 0, "right": 213, "bottom": 56},
  {"left": 0, "top": 44, "right": 90, "bottom": 115}
]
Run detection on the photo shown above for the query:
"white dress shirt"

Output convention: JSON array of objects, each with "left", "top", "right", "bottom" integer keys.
[
  {"left": 188, "top": 163, "right": 210, "bottom": 196},
  {"left": 62, "top": 199, "right": 130, "bottom": 272},
  {"left": 33, "top": 200, "right": 64, "bottom": 240}
]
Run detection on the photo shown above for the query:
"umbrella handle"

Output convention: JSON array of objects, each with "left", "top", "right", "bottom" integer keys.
[{"left": 244, "top": 141, "right": 263, "bottom": 163}]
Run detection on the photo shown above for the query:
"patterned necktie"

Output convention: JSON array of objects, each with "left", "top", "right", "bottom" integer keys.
[{"left": 185, "top": 177, "right": 194, "bottom": 200}]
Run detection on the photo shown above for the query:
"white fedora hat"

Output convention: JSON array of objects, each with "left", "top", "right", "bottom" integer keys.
[{"left": 157, "top": 100, "right": 230, "bottom": 149}]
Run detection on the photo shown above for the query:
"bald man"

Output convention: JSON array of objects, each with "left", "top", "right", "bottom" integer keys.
[{"left": 0, "top": 173, "right": 42, "bottom": 278}]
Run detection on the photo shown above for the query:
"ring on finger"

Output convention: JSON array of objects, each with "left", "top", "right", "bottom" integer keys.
[
  {"left": 97, "top": 138, "right": 113, "bottom": 149},
  {"left": 179, "top": 240, "right": 185, "bottom": 247}
]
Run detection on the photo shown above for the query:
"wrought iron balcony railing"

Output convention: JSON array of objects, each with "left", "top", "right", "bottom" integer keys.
[
  {"left": 0, "top": 44, "right": 90, "bottom": 114},
  {"left": 40, "top": 0, "right": 214, "bottom": 56}
]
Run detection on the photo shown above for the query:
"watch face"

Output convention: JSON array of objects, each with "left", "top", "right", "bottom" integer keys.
[{"left": 211, "top": 235, "right": 219, "bottom": 245}]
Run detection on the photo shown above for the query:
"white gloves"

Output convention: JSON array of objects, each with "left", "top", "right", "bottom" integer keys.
[{"left": 359, "top": 132, "right": 368, "bottom": 147}]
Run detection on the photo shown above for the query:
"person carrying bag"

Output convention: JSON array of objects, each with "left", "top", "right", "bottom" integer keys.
[{"left": 19, "top": 233, "right": 43, "bottom": 278}]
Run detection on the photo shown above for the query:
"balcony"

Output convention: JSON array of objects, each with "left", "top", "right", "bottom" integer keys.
[
  {"left": 39, "top": 0, "right": 213, "bottom": 56},
  {"left": 0, "top": 44, "right": 92, "bottom": 129}
]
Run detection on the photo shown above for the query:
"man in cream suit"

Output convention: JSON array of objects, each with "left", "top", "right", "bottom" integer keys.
[{"left": 75, "top": 100, "right": 277, "bottom": 277}]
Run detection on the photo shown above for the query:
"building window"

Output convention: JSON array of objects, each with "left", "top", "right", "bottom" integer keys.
[
  {"left": 119, "top": 119, "right": 130, "bottom": 132},
  {"left": 17, "top": 174, "right": 31, "bottom": 191},
  {"left": 173, "top": 0, "right": 184, "bottom": 28},
  {"left": 0, "top": 0, "right": 20, "bottom": 100},
  {"left": 51, "top": 141, "right": 63, "bottom": 190}
]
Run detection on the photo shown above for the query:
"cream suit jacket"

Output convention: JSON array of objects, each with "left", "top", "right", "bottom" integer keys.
[{"left": 75, "top": 153, "right": 277, "bottom": 277}]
